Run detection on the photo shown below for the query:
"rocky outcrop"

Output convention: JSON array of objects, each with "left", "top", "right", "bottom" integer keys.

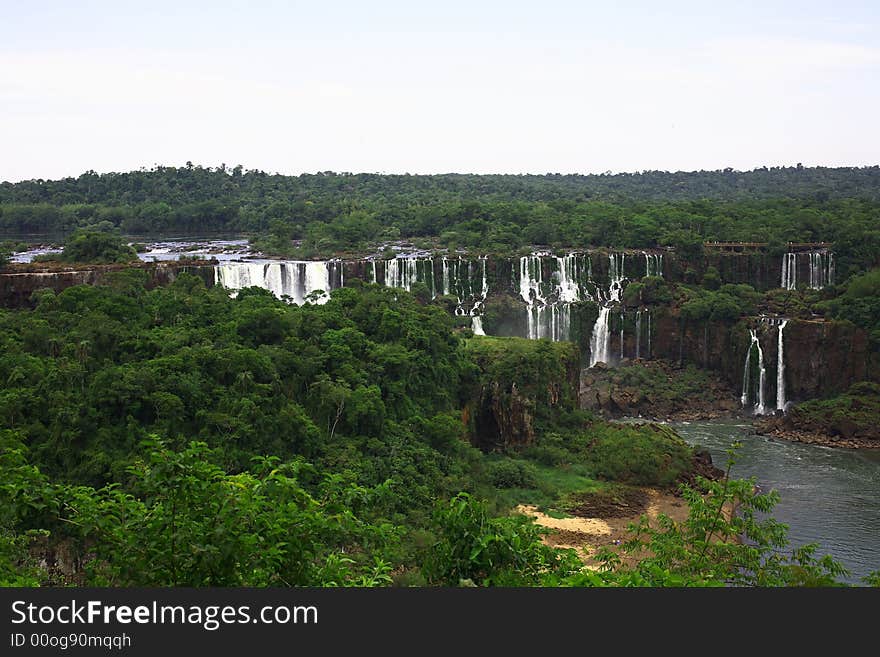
[
  {"left": 755, "top": 382, "right": 880, "bottom": 448},
  {"left": 464, "top": 337, "right": 579, "bottom": 451},
  {"left": 579, "top": 360, "right": 740, "bottom": 420},
  {"left": 0, "top": 261, "right": 216, "bottom": 307}
]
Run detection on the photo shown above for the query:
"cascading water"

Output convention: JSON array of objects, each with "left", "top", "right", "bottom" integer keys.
[
  {"left": 808, "top": 252, "right": 834, "bottom": 290},
  {"left": 517, "top": 254, "right": 584, "bottom": 342},
  {"left": 556, "top": 253, "right": 585, "bottom": 302},
  {"left": 646, "top": 311, "right": 651, "bottom": 359},
  {"left": 215, "top": 260, "right": 342, "bottom": 305},
  {"left": 607, "top": 253, "right": 626, "bottom": 302},
  {"left": 589, "top": 306, "right": 611, "bottom": 367},
  {"left": 776, "top": 319, "right": 788, "bottom": 411},
  {"left": 782, "top": 251, "right": 834, "bottom": 291},
  {"left": 519, "top": 255, "right": 545, "bottom": 340},
  {"left": 781, "top": 252, "right": 797, "bottom": 290},
  {"left": 469, "top": 256, "right": 489, "bottom": 333},
  {"left": 741, "top": 328, "right": 767, "bottom": 415},
  {"left": 619, "top": 310, "right": 625, "bottom": 360},
  {"left": 643, "top": 252, "right": 663, "bottom": 278}
]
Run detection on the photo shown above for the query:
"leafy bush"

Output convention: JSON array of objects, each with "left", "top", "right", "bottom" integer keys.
[{"left": 486, "top": 459, "right": 539, "bottom": 489}]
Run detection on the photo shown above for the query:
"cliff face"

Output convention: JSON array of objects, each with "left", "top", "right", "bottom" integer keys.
[
  {"left": 464, "top": 337, "right": 579, "bottom": 451},
  {"left": 644, "top": 313, "right": 876, "bottom": 403},
  {"left": 0, "top": 261, "right": 216, "bottom": 307}
]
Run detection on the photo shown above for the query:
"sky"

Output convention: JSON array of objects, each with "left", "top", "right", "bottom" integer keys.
[{"left": 1, "top": 0, "right": 878, "bottom": 181}]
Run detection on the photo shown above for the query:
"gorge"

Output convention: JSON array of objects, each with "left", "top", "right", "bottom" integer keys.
[{"left": 2, "top": 244, "right": 870, "bottom": 425}]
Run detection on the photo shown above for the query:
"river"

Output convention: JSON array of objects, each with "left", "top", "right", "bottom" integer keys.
[{"left": 670, "top": 420, "right": 880, "bottom": 584}]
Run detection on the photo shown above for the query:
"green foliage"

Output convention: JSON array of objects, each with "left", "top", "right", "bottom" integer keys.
[
  {"left": 2, "top": 166, "right": 880, "bottom": 274},
  {"left": 485, "top": 459, "right": 539, "bottom": 489},
  {"left": 422, "top": 493, "right": 579, "bottom": 586},
  {"left": 51, "top": 230, "right": 139, "bottom": 264},
  {"left": 591, "top": 448, "right": 849, "bottom": 586},
  {"left": 781, "top": 382, "right": 880, "bottom": 439},
  {"left": 679, "top": 284, "right": 760, "bottom": 322},
  {"left": 580, "top": 424, "right": 693, "bottom": 487},
  {"left": 62, "top": 439, "right": 395, "bottom": 586}
]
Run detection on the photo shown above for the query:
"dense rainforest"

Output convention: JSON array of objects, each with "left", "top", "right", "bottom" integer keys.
[
  {"left": 2, "top": 166, "right": 879, "bottom": 587},
  {"left": 1, "top": 166, "right": 879, "bottom": 277}
]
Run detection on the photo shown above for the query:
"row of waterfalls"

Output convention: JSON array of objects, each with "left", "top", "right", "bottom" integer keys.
[
  {"left": 213, "top": 252, "right": 807, "bottom": 414},
  {"left": 781, "top": 251, "right": 834, "bottom": 291}
]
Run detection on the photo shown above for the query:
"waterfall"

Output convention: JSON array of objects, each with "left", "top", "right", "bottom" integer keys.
[
  {"left": 808, "top": 252, "right": 834, "bottom": 290},
  {"left": 635, "top": 310, "right": 642, "bottom": 359},
  {"left": 518, "top": 254, "right": 581, "bottom": 342},
  {"left": 556, "top": 254, "right": 583, "bottom": 302},
  {"left": 469, "top": 256, "right": 489, "bottom": 328},
  {"left": 781, "top": 252, "right": 797, "bottom": 290},
  {"left": 607, "top": 253, "right": 626, "bottom": 302},
  {"left": 215, "top": 261, "right": 340, "bottom": 305},
  {"left": 644, "top": 252, "right": 663, "bottom": 278},
  {"left": 776, "top": 320, "right": 788, "bottom": 411},
  {"left": 647, "top": 311, "right": 651, "bottom": 359},
  {"left": 589, "top": 306, "right": 611, "bottom": 367},
  {"left": 783, "top": 251, "right": 834, "bottom": 291},
  {"left": 741, "top": 328, "right": 767, "bottom": 414},
  {"left": 755, "top": 332, "right": 767, "bottom": 415},
  {"left": 741, "top": 333, "right": 752, "bottom": 408},
  {"left": 386, "top": 256, "right": 422, "bottom": 291},
  {"left": 619, "top": 310, "right": 625, "bottom": 360}
]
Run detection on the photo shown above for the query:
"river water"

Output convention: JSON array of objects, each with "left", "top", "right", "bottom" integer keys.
[{"left": 670, "top": 420, "right": 880, "bottom": 584}]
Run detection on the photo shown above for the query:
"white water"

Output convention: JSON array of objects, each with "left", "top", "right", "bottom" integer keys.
[
  {"left": 741, "top": 328, "right": 768, "bottom": 414},
  {"left": 782, "top": 251, "right": 834, "bottom": 291},
  {"left": 215, "top": 260, "right": 341, "bottom": 305},
  {"left": 619, "top": 310, "right": 624, "bottom": 360},
  {"left": 518, "top": 254, "right": 585, "bottom": 342},
  {"left": 472, "top": 316, "right": 486, "bottom": 336},
  {"left": 589, "top": 306, "right": 611, "bottom": 367},
  {"left": 607, "top": 252, "right": 626, "bottom": 302},
  {"left": 808, "top": 252, "right": 834, "bottom": 290},
  {"left": 776, "top": 319, "right": 788, "bottom": 411},
  {"left": 643, "top": 252, "right": 663, "bottom": 278},
  {"left": 781, "top": 253, "right": 797, "bottom": 290}
]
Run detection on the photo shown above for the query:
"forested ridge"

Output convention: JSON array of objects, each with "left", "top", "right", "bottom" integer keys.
[{"left": 1, "top": 166, "right": 879, "bottom": 269}]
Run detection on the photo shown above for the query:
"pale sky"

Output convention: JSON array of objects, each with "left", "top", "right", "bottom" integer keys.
[{"left": 1, "top": 0, "right": 878, "bottom": 182}]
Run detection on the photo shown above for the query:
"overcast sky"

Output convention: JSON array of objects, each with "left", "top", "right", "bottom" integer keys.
[{"left": 1, "top": 0, "right": 878, "bottom": 182}]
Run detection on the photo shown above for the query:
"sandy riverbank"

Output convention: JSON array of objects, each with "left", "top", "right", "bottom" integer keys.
[{"left": 515, "top": 488, "right": 690, "bottom": 569}]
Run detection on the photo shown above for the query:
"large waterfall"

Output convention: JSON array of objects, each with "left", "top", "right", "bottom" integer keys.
[
  {"left": 741, "top": 328, "right": 767, "bottom": 415},
  {"left": 517, "top": 254, "right": 589, "bottom": 342},
  {"left": 589, "top": 306, "right": 611, "bottom": 367},
  {"left": 215, "top": 261, "right": 343, "bottom": 305},
  {"left": 776, "top": 319, "right": 788, "bottom": 411},
  {"left": 781, "top": 251, "right": 834, "bottom": 290}
]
